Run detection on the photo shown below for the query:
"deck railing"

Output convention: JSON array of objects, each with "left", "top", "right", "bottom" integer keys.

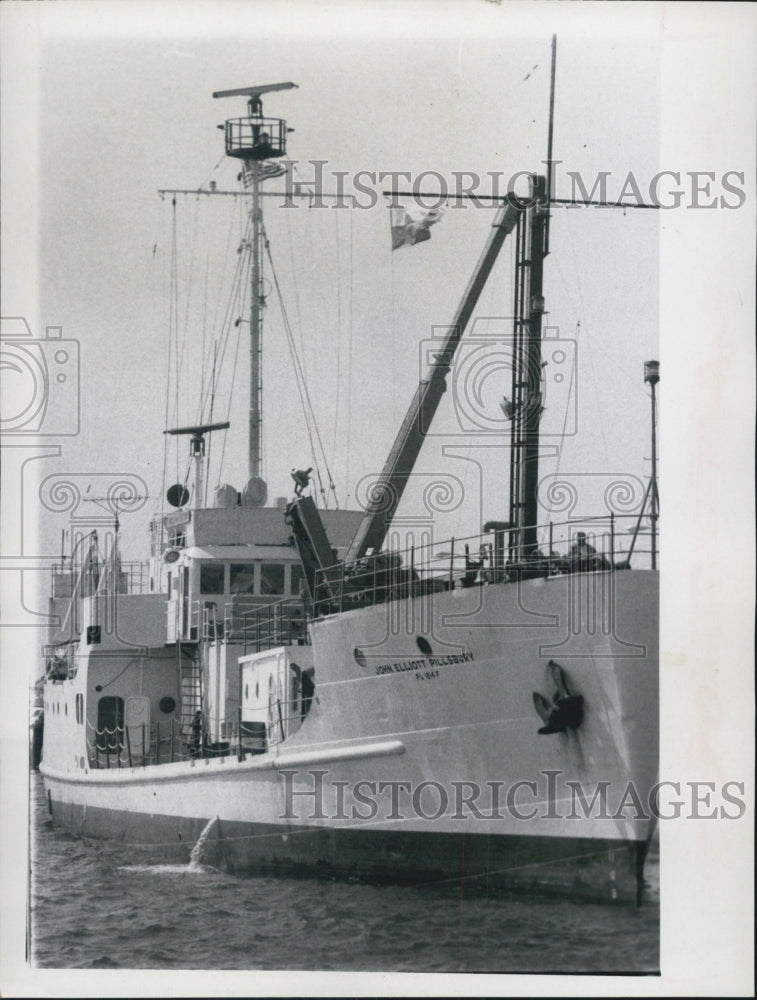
[
  {"left": 241, "top": 600, "right": 309, "bottom": 654},
  {"left": 313, "top": 514, "right": 657, "bottom": 616},
  {"left": 49, "top": 560, "right": 151, "bottom": 596},
  {"left": 197, "top": 597, "right": 309, "bottom": 652},
  {"left": 86, "top": 694, "right": 308, "bottom": 769}
]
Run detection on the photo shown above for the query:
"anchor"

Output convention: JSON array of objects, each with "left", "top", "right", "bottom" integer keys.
[{"left": 532, "top": 660, "right": 584, "bottom": 735}]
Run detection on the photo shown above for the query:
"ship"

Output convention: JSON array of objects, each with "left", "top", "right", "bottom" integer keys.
[{"left": 38, "top": 47, "right": 660, "bottom": 904}]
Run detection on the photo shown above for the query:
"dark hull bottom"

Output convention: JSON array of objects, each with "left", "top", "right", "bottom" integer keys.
[{"left": 49, "top": 798, "right": 650, "bottom": 905}]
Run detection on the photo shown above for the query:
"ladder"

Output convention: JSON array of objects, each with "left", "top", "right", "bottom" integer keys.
[{"left": 179, "top": 651, "right": 203, "bottom": 734}]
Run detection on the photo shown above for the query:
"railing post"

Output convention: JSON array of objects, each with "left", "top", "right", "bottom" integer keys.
[
  {"left": 549, "top": 520, "right": 553, "bottom": 557},
  {"left": 125, "top": 725, "right": 133, "bottom": 768},
  {"left": 238, "top": 708, "right": 244, "bottom": 762},
  {"left": 610, "top": 512, "right": 615, "bottom": 567},
  {"left": 170, "top": 718, "right": 175, "bottom": 763},
  {"left": 449, "top": 537, "right": 455, "bottom": 589},
  {"left": 156, "top": 720, "right": 161, "bottom": 765},
  {"left": 142, "top": 722, "right": 146, "bottom": 766}
]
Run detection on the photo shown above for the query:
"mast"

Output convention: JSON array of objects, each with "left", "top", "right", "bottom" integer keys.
[
  {"left": 213, "top": 81, "right": 298, "bottom": 485},
  {"left": 645, "top": 360, "right": 660, "bottom": 570},
  {"left": 545, "top": 34, "right": 556, "bottom": 253},
  {"left": 250, "top": 161, "right": 263, "bottom": 481},
  {"left": 508, "top": 175, "right": 549, "bottom": 556},
  {"left": 508, "top": 37, "right": 555, "bottom": 556}
]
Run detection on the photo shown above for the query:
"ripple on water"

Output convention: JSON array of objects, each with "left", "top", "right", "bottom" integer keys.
[{"left": 29, "top": 774, "right": 659, "bottom": 973}]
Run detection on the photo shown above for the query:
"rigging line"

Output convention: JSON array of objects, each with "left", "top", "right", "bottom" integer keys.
[
  {"left": 283, "top": 184, "right": 307, "bottom": 367},
  {"left": 216, "top": 268, "right": 247, "bottom": 483},
  {"left": 177, "top": 196, "right": 202, "bottom": 400},
  {"left": 161, "top": 199, "right": 178, "bottom": 516},
  {"left": 198, "top": 152, "right": 226, "bottom": 193},
  {"left": 193, "top": 208, "right": 252, "bottom": 496},
  {"left": 204, "top": 344, "right": 218, "bottom": 506},
  {"left": 331, "top": 209, "right": 342, "bottom": 466},
  {"left": 97, "top": 655, "right": 143, "bottom": 691},
  {"left": 288, "top": 159, "right": 320, "bottom": 377},
  {"left": 265, "top": 235, "right": 338, "bottom": 507},
  {"left": 173, "top": 199, "right": 181, "bottom": 488},
  {"left": 203, "top": 206, "right": 245, "bottom": 431},
  {"left": 197, "top": 213, "right": 251, "bottom": 425},
  {"left": 284, "top": 294, "right": 326, "bottom": 504},
  {"left": 218, "top": 234, "right": 252, "bottom": 419},
  {"left": 204, "top": 194, "right": 244, "bottom": 394},
  {"left": 213, "top": 223, "right": 250, "bottom": 392},
  {"left": 293, "top": 167, "right": 336, "bottom": 506},
  {"left": 345, "top": 207, "right": 354, "bottom": 504},
  {"left": 196, "top": 254, "right": 211, "bottom": 426},
  {"left": 390, "top": 225, "right": 397, "bottom": 429}
]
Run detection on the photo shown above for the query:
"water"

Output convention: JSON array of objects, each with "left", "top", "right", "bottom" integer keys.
[{"left": 29, "top": 774, "right": 659, "bottom": 973}]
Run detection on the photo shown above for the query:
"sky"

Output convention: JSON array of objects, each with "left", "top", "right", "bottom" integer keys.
[
  {"left": 1, "top": 2, "right": 755, "bottom": 996},
  {"left": 22, "top": 11, "right": 660, "bottom": 564}
]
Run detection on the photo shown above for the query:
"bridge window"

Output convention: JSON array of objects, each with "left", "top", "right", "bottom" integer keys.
[
  {"left": 200, "top": 564, "right": 225, "bottom": 594},
  {"left": 290, "top": 564, "right": 304, "bottom": 596},
  {"left": 168, "top": 528, "right": 185, "bottom": 547},
  {"left": 260, "top": 564, "right": 285, "bottom": 595},
  {"left": 230, "top": 563, "right": 256, "bottom": 595}
]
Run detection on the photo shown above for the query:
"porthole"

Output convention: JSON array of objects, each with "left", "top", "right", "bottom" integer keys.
[
  {"left": 159, "top": 696, "right": 177, "bottom": 715},
  {"left": 95, "top": 685, "right": 102, "bottom": 692},
  {"left": 245, "top": 684, "right": 249, "bottom": 700},
  {"left": 255, "top": 682, "right": 259, "bottom": 698},
  {"left": 353, "top": 646, "right": 367, "bottom": 669},
  {"left": 416, "top": 636, "right": 432, "bottom": 655},
  {"left": 64, "top": 703, "right": 68, "bottom": 716}
]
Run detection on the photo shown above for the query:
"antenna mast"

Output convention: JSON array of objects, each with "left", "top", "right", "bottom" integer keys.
[
  {"left": 505, "top": 39, "right": 556, "bottom": 555},
  {"left": 213, "top": 82, "right": 298, "bottom": 485},
  {"left": 545, "top": 34, "right": 556, "bottom": 251}
]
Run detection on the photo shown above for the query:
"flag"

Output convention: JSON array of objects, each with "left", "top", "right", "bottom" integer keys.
[
  {"left": 390, "top": 206, "right": 444, "bottom": 250},
  {"left": 240, "top": 159, "right": 287, "bottom": 188}
]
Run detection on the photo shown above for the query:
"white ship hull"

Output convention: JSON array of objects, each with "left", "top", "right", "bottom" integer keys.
[{"left": 41, "top": 568, "right": 658, "bottom": 902}]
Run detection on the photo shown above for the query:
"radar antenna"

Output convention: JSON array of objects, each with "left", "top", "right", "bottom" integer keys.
[{"left": 164, "top": 421, "right": 230, "bottom": 510}]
